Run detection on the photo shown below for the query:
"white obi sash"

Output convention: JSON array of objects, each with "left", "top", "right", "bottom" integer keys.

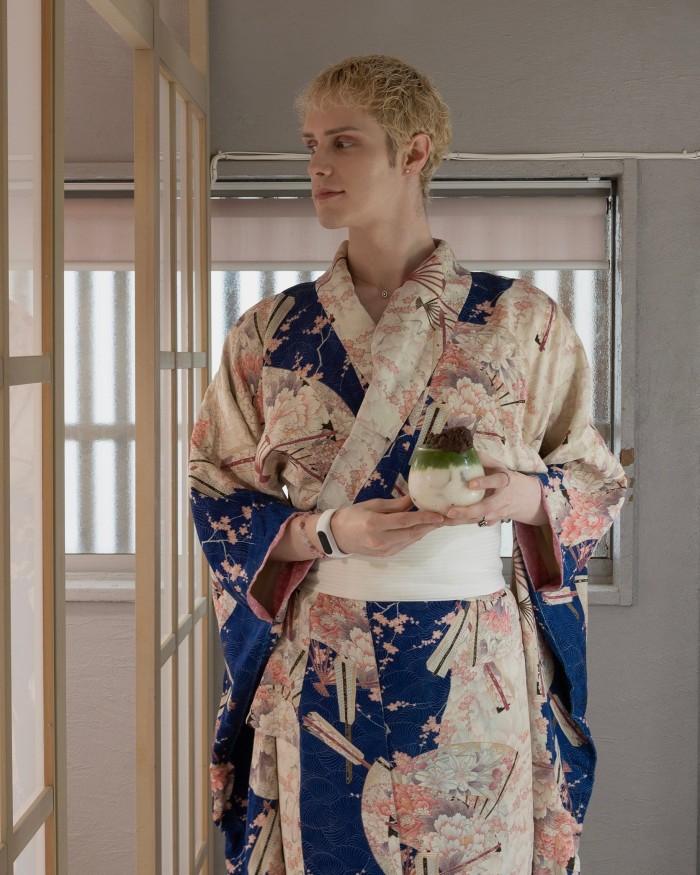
[{"left": 302, "top": 524, "right": 506, "bottom": 602}]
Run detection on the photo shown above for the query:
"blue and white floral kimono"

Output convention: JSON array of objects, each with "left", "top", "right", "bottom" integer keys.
[{"left": 189, "top": 240, "right": 626, "bottom": 874}]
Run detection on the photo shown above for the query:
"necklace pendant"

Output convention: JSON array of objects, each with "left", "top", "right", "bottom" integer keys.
[{"left": 381, "top": 290, "right": 388, "bottom": 298}]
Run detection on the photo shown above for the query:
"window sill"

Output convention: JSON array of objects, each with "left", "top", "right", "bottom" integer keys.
[
  {"left": 500, "top": 557, "right": 628, "bottom": 606},
  {"left": 66, "top": 572, "right": 135, "bottom": 602}
]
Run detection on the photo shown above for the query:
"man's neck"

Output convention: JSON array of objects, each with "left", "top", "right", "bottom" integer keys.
[{"left": 346, "top": 222, "right": 436, "bottom": 297}]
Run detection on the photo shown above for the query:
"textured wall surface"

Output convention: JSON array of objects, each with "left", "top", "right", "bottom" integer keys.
[
  {"left": 208, "top": 2, "right": 700, "bottom": 873},
  {"left": 64, "top": 0, "right": 134, "bottom": 166},
  {"left": 66, "top": 600, "right": 136, "bottom": 874},
  {"left": 210, "top": 0, "right": 699, "bottom": 155}
]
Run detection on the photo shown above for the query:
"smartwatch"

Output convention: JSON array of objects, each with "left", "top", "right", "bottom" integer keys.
[{"left": 315, "top": 508, "right": 353, "bottom": 559}]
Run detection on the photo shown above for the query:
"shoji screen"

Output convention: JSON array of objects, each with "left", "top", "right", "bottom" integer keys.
[
  {"left": 130, "top": 2, "right": 212, "bottom": 872},
  {"left": 62, "top": 0, "right": 212, "bottom": 870},
  {"left": 152, "top": 75, "right": 211, "bottom": 875},
  {"left": 1, "top": 0, "right": 66, "bottom": 872}
]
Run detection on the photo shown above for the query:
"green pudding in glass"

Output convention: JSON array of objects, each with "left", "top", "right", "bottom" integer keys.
[{"left": 408, "top": 426, "right": 485, "bottom": 513}]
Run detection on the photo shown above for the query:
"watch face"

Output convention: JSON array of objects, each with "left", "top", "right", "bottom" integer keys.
[{"left": 317, "top": 529, "right": 334, "bottom": 556}]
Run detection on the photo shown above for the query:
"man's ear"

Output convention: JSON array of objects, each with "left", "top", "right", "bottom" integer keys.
[{"left": 402, "top": 132, "right": 432, "bottom": 175}]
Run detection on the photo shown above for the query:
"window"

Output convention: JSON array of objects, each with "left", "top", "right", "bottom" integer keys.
[
  {"left": 209, "top": 183, "right": 615, "bottom": 571},
  {"left": 63, "top": 196, "right": 135, "bottom": 565},
  {"left": 64, "top": 269, "right": 135, "bottom": 554},
  {"left": 63, "top": 184, "right": 619, "bottom": 590}
]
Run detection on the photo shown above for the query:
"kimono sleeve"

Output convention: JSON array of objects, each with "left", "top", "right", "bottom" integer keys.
[
  {"left": 515, "top": 302, "right": 626, "bottom": 596},
  {"left": 189, "top": 307, "right": 314, "bottom": 625},
  {"left": 189, "top": 307, "right": 315, "bottom": 833},
  {"left": 514, "top": 298, "right": 626, "bottom": 781},
  {"left": 512, "top": 300, "right": 626, "bottom": 850}
]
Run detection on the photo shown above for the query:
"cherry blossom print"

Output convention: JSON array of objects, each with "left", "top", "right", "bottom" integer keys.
[
  {"left": 308, "top": 592, "right": 371, "bottom": 641},
  {"left": 210, "top": 761, "right": 235, "bottom": 823},
  {"left": 190, "top": 417, "right": 210, "bottom": 449},
  {"left": 189, "top": 240, "right": 625, "bottom": 873},
  {"left": 233, "top": 349, "right": 264, "bottom": 398},
  {"left": 247, "top": 683, "right": 300, "bottom": 748},
  {"left": 263, "top": 386, "right": 326, "bottom": 442},
  {"left": 480, "top": 595, "right": 514, "bottom": 637},
  {"left": 247, "top": 803, "right": 285, "bottom": 875},
  {"left": 559, "top": 491, "right": 610, "bottom": 547},
  {"left": 276, "top": 737, "right": 304, "bottom": 872},
  {"left": 534, "top": 807, "right": 580, "bottom": 868},
  {"left": 211, "top": 579, "right": 237, "bottom": 629},
  {"left": 392, "top": 781, "right": 448, "bottom": 850}
]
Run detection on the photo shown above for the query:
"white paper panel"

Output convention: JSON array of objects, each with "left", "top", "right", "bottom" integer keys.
[
  {"left": 7, "top": 0, "right": 42, "bottom": 354},
  {"left": 11, "top": 383, "right": 45, "bottom": 817}
]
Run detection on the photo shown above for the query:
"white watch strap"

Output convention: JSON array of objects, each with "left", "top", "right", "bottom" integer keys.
[{"left": 315, "top": 508, "right": 353, "bottom": 559}]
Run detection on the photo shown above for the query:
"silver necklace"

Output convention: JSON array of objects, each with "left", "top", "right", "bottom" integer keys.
[{"left": 352, "top": 273, "right": 391, "bottom": 298}]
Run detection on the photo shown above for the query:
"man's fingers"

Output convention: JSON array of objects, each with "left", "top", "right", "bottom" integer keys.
[
  {"left": 382, "top": 510, "right": 444, "bottom": 529},
  {"left": 467, "top": 471, "right": 510, "bottom": 491},
  {"left": 363, "top": 494, "right": 413, "bottom": 512}
]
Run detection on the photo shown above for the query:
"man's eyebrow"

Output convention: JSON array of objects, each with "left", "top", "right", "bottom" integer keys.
[{"left": 301, "top": 126, "right": 362, "bottom": 139}]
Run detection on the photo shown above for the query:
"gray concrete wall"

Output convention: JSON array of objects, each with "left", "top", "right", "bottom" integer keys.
[
  {"left": 209, "top": 2, "right": 700, "bottom": 873},
  {"left": 66, "top": 597, "right": 136, "bottom": 874}
]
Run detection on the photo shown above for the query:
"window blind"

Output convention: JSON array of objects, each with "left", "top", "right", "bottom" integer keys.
[{"left": 62, "top": 190, "right": 609, "bottom": 269}]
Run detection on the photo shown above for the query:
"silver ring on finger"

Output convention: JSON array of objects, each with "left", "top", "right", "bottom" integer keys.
[{"left": 478, "top": 517, "right": 488, "bottom": 527}]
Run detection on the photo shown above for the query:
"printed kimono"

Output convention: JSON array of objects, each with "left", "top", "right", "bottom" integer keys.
[{"left": 189, "top": 240, "right": 626, "bottom": 874}]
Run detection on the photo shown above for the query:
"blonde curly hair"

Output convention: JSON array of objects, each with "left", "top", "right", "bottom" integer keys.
[{"left": 296, "top": 55, "right": 452, "bottom": 200}]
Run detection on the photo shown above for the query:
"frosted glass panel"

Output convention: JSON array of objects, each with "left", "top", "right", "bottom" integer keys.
[
  {"left": 176, "top": 93, "right": 189, "bottom": 351},
  {"left": 8, "top": 0, "right": 42, "bottom": 356},
  {"left": 210, "top": 270, "right": 324, "bottom": 372},
  {"left": 8, "top": 271, "right": 40, "bottom": 356},
  {"left": 190, "top": 109, "right": 204, "bottom": 353},
  {"left": 192, "top": 372, "right": 205, "bottom": 602},
  {"left": 11, "top": 383, "right": 45, "bottom": 816},
  {"left": 192, "top": 529, "right": 205, "bottom": 602},
  {"left": 161, "top": 370, "right": 174, "bottom": 640},
  {"left": 160, "top": 75, "right": 174, "bottom": 351},
  {"left": 178, "top": 643, "right": 191, "bottom": 867},
  {"left": 65, "top": 270, "right": 135, "bottom": 553},
  {"left": 194, "top": 618, "right": 204, "bottom": 846},
  {"left": 14, "top": 823, "right": 45, "bottom": 875},
  {"left": 177, "top": 368, "right": 191, "bottom": 618},
  {"left": 160, "top": 656, "right": 174, "bottom": 875}
]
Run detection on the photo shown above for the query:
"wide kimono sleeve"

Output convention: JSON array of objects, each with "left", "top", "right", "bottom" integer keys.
[
  {"left": 188, "top": 301, "right": 314, "bottom": 838},
  {"left": 511, "top": 293, "right": 627, "bottom": 870},
  {"left": 516, "top": 300, "right": 626, "bottom": 591}
]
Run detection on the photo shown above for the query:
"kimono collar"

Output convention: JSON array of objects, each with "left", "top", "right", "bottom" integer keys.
[
  {"left": 315, "top": 239, "right": 469, "bottom": 384},
  {"left": 316, "top": 239, "right": 474, "bottom": 509}
]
